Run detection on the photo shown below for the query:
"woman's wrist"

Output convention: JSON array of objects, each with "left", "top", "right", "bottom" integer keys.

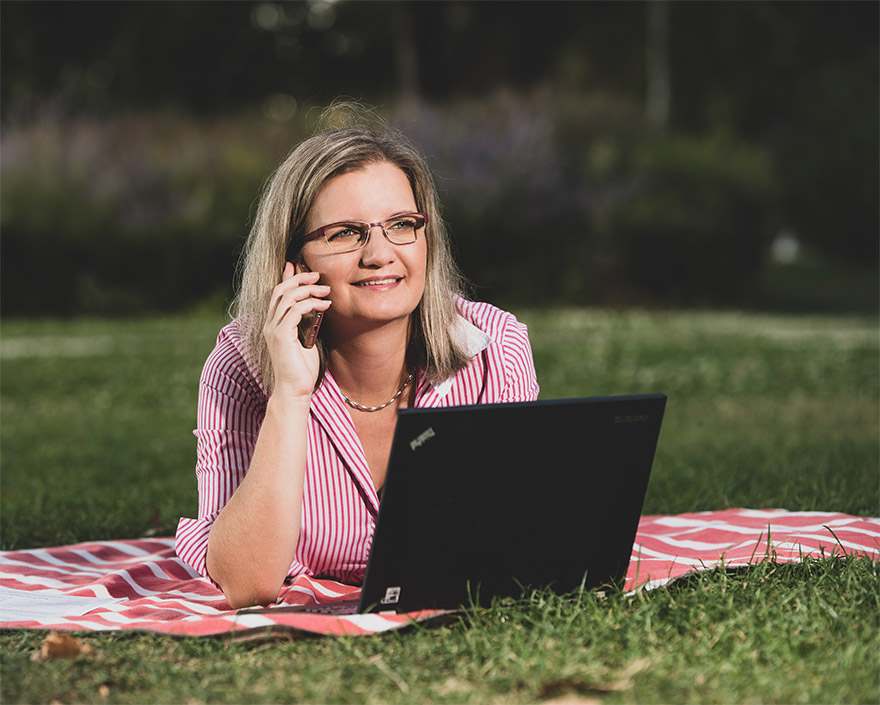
[{"left": 266, "top": 388, "right": 313, "bottom": 417}]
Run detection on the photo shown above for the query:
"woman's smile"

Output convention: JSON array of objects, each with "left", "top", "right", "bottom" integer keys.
[{"left": 352, "top": 275, "right": 404, "bottom": 289}]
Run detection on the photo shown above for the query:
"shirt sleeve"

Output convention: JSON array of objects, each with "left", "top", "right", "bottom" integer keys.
[
  {"left": 174, "top": 323, "right": 267, "bottom": 582},
  {"left": 497, "top": 315, "right": 540, "bottom": 403}
]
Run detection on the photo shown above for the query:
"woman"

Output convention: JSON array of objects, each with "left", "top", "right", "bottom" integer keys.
[{"left": 175, "top": 118, "right": 539, "bottom": 608}]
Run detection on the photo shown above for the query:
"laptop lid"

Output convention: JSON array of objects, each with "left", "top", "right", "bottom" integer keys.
[{"left": 359, "top": 393, "right": 667, "bottom": 613}]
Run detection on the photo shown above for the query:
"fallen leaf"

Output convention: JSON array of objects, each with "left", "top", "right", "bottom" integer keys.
[
  {"left": 31, "top": 631, "right": 93, "bottom": 661},
  {"left": 539, "top": 676, "right": 632, "bottom": 697},
  {"left": 98, "top": 684, "right": 111, "bottom": 700}
]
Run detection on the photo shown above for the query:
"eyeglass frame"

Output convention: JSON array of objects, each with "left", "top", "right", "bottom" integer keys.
[{"left": 297, "top": 212, "right": 429, "bottom": 253}]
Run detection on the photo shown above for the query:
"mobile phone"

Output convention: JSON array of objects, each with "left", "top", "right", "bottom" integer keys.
[{"left": 294, "top": 263, "right": 324, "bottom": 349}]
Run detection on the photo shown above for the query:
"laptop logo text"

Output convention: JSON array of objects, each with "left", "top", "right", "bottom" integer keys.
[
  {"left": 614, "top": 414, "right": 651, "bottom": 424},
  {"left": 410, "top": 427, "right": 436, "bottom": 451},
  {"left": 380, "top": 586, "right": 401, "bottom": 604}
]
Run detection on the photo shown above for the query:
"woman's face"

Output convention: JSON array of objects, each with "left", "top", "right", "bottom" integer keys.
[{"left": 300, "top": 161, "right": 428, "bottom": 334}]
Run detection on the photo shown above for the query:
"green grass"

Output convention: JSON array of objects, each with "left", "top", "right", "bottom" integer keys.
[
  {"left": 0, "top": 314, "right": 226, "bottom": 549},
  {"left": 526, "top": 308, "right": 878, "bottom": 517},
  {"left": 1, "top": 307, "right": 878, "bottom": 704}
]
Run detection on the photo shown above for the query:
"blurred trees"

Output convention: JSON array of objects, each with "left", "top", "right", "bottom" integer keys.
[{"left": 1, "top": 1, "right": 876, "bottom": 315}]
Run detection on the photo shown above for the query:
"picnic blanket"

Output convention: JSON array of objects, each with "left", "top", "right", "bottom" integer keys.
[{"left": 1, "top": 509, "right": 877, "bottom": 639}]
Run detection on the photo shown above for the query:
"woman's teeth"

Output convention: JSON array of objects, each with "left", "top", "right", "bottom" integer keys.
[{"left": 354, "top": 278, "right": 399, "bottom": 287}]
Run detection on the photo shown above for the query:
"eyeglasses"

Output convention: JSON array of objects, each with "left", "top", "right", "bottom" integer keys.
[{"left": 300, "top": 212, "right": 428, "bottom": 253}]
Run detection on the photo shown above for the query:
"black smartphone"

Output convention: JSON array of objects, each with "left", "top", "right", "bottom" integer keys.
[{"left": 294, "top": 263, "right": 324, "bottom": 349}]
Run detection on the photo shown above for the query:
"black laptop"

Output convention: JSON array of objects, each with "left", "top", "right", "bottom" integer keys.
[{"left": 241, "top": 393, "right": 666, "bottom": 615}]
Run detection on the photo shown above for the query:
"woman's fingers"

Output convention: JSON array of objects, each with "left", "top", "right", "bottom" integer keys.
[
  {"left": 269, "top": 267, "right": 316, "bottom": 308},
  {"left": 272, "top": 285, "right": 331, "bottom": 328},
  {"left": 267, "top": 267, "right": 328, "bottom": 324}
]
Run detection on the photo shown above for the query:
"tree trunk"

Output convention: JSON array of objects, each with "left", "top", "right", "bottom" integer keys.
[{"left": 646, "top": 0, "right": 671, "bottom": 129}]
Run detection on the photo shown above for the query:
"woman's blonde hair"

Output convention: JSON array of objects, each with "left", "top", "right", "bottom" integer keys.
[{"left": 232, "top": 109, "right": 472, "bottom": 393}]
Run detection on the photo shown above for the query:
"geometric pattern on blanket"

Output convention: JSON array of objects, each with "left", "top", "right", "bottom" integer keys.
[{"left": 1, "top": 509, "right": 877, "bottom": 639}]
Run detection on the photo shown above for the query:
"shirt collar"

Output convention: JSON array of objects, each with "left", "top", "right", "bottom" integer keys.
[
  {"left": 428, "top": 314, "right": 493, "bottom": 400},
  {"left": 452, "top": 313, "right": 493, "bottom": 358}
]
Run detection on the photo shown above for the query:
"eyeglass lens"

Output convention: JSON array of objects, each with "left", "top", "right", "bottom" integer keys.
[{"left": 324, "top": 214, "right": 426, "bottom": 251}]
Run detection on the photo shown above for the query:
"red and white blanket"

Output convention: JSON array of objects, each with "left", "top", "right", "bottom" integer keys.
[{"left": 1, "top": 509, "right": 877, "bottom": 639}]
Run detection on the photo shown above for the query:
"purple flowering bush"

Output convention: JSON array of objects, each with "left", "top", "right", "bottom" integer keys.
[
  {"left": 1, "top": 94, "right": 776, "bottom": 315},
  {"left": 396, "top": 93, "right": 775, "bottom": 306}
]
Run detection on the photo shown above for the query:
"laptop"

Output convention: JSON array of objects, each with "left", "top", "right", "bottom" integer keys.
[{"left": 240, "top": 393, "right": 666, "bottom": 616}]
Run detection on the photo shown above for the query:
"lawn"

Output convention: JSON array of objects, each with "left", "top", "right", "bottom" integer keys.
[{"left": 1, "top": 307, "right": 878, "bottom": 704}]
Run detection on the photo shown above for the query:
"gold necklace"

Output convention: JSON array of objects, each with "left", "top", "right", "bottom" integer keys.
[{"left": 341, "top": 372, "right": 415, "bottom": 412}]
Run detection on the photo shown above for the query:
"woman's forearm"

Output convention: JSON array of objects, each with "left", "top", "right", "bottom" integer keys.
[{"left": 206, "top": 395, "right": 311, "bottom": 608}]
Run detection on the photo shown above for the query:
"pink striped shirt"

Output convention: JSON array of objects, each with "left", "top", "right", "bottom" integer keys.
[{"left": 174, "top": 298, "right": 540, "bottom": 585}]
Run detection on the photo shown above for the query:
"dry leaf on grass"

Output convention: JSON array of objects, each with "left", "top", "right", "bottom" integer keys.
[
  {"left": 31, "top": 631, "right": 93, "bottom": 661},
  {"left": 540, "top": 697, "right": 601, "bottom": 705},
  {"left": 539, "top": 659, "right": 652, "bottom": 701}
]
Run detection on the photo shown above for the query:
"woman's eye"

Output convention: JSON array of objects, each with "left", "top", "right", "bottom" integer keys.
[
  {"left": 327, "top": 226, "right": 361, "bottom": 241},
  {"left": 388, "top": 219, "right": 415, "bottom": 230}
]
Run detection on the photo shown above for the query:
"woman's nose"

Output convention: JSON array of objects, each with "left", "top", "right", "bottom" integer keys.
[{"left": 359, "top": 225, "right": 396, "bottom": 266}]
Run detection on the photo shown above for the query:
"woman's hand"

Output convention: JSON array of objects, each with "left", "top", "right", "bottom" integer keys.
[{"left": 263, "top": 262, "right": 331, "bottom": 399}]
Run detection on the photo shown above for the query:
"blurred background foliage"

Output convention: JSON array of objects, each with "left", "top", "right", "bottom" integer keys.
[{"left": 1, "top": 0, "right": 877, "bottom": 316}]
